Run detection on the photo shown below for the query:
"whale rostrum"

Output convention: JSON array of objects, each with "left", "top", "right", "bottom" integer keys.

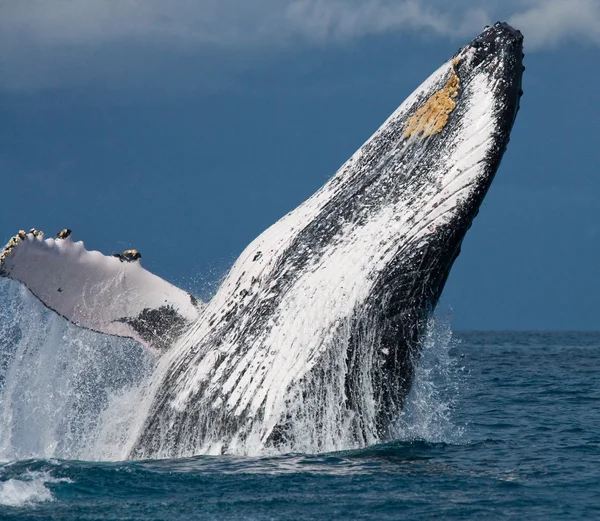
[{"left": 0, "top": 23, "right": 524, "bottom": 457}]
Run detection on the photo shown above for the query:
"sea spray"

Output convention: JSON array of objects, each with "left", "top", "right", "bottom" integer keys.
[
  {"left": 392, "top": 315, "right": 465, "bottom": 443},
  {"left": 0, "top": 279, "right": 154, "bottom": 461},
  {"left": 0, "top": 278, "right": 463, "bottom": 459}
]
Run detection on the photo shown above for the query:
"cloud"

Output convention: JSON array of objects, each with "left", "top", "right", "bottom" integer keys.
[
  {"left": 0, "top": 0, "right": 597, "bottom": 91},
  {"left": 0, "top": 0, "right": 485, "bottom": 49},
  {"left": 283, "top": 0, "right": 488, "bottom": 42},
  {"left": 509, "top": 0, "right": 600, "bottom": 48}
]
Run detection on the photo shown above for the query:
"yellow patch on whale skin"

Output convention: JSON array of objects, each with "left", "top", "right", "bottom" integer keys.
[{"left": 403, "top": 59, "right": 461, "bottom": 139}]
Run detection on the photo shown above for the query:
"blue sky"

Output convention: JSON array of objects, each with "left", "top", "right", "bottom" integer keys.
[{"left": 1, "top": 1, "right": 599, "bottom": 330}]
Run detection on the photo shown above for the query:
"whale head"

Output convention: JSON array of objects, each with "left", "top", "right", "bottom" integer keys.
[{"left": 133, "top": 23, "right": 524, "bottom": 457}]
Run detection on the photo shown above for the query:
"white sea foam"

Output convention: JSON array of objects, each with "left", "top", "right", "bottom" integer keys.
[{"left": 0, "top": 471, "right": 70, "bottom": 507}]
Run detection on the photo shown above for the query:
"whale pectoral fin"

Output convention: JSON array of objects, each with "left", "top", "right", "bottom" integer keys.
[{"left": 0, "top": 229, "right": 203, "bottom": 352}]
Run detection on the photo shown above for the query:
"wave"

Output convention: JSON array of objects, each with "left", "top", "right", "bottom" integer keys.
[{"left": 0, "top": 466, "right": 72, "bottom": 507}]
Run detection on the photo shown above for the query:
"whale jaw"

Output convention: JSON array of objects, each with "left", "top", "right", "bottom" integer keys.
[{"left": 130, "top": 23, "right": 524, "bottom": 458}]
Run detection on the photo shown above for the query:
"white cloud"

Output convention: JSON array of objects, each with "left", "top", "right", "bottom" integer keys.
[
  {"left": 0, "top": 0, "right": 483, "bottom": 48},
  {"left": 0, "top": 0, "right": 598, "bottom": 91},
  {"left": 510, "top": 0, "right": 600, "bottom": 48},
  {"left": 287, "top": 0, "right": 497, "bottom": 43}
]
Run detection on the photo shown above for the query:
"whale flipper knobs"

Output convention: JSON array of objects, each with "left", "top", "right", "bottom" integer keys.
[
  {"left": 114, "top": 249, "right": 142, "bottom": 262},
  {"left": 0, "top": 228, "right": 40, "bottom": 264},
  {"left": 0, "top": 234, "right": 21, "bottom": 265},
  {"left": 28, "top": 228, "right": 44, "bottom": 238},
  {"left": 57, "top": 229, "right": 72, "bottom": 239}
]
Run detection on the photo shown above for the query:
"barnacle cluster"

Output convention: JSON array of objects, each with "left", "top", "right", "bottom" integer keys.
[
  {"left": 403, "top": 58, "right": 461, "bottom": 139},
  {"left": 114, "top": 249, "right": 142, "bottom": 262},
  {"left": 0, "top": 228, "right": 44, "bottom": 265},
  {"left": 57, "top": 228, "right": 72, "bottom": 239}
]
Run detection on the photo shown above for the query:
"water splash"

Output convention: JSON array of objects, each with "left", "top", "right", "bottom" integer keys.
[
  {"left": 392, "top": 315, "right": 465, "bottom": 443},
  {"left": 0, "top": 278, "right": 463, "bottom": 460},
  {"left": 0, "top": 279, "right": 154, "bottom": 461},
  {"left": 263, "top": 314, "right": 464, "bottom": 455}
]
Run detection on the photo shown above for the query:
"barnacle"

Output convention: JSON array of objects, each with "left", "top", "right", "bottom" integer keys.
[{"left": 403, "top": 59, "right": 461, "bottom": 139}]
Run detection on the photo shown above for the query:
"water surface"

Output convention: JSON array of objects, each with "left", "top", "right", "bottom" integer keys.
[{"left": 1, "top": 331, "right": 598, "bottom": 519}]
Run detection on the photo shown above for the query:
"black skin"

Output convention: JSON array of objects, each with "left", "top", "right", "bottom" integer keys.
[{"left": 118, "top": 305, "right": 189, "bottom": 352}]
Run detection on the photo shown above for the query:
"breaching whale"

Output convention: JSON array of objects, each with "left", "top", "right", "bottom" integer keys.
[{"left": 1, "top": 23, "right": 523, "bottom": 457}]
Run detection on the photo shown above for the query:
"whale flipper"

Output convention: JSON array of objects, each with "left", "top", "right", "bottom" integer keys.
[{"left": 0, "top": 230, "right": 202, "bottom": 351}]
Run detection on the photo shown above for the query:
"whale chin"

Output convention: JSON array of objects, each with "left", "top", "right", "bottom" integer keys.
[{"left": 1, "top": 23, "right": 523, "bottom": 458}]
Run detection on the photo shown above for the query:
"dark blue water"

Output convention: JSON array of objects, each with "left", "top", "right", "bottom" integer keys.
[{"left": 1, "top": 331, "right": 599, "bottom": 520}]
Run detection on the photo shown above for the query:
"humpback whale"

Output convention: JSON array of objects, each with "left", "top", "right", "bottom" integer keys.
[{"left": 0, "top": 23, "right": 523, "bottom": 457}]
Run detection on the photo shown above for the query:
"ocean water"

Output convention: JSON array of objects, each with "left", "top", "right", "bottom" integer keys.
[{"left": 0, "top": 285, "right": 599, "bottom": 519}]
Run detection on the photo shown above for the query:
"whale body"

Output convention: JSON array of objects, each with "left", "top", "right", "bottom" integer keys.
[{"left": 0, "top": 23, "right": 523, "bottom": 457}]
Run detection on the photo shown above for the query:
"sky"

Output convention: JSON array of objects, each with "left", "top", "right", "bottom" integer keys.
[{"left": 1, "top": 0, "right": 599, "bottom": 330}]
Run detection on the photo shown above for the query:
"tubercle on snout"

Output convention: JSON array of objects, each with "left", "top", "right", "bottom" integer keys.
[{"left": 402, "top": 57, "right": 461, "bottom": 140}]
